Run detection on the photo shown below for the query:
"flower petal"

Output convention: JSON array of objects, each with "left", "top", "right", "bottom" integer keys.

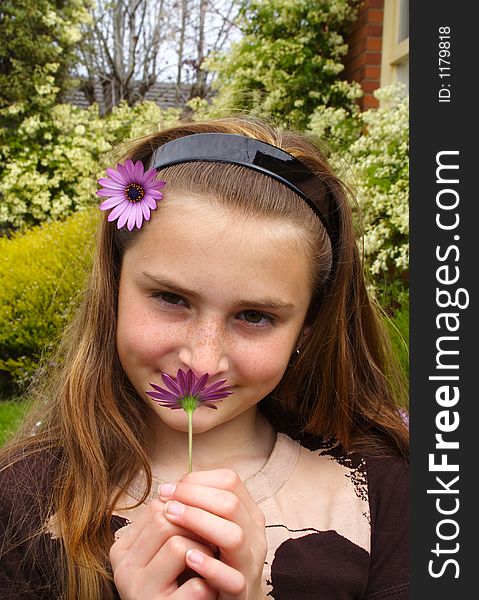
[
  {"left": 201, "top": 391, "right": 232, "bottom": 401},
  {"left": 144, "top": 195, "right": 158, "bottom": 210},
  {"left": 145, "top": 179, "right": 166, "bottom": 191},
  {"left": 97, "top": 178, "right": 126, "bottom": 191},
  {"left": 134, "top": 160, "right": 145, "bottom": 180},
  {"left": 185, "top": 369, "right": 195, "bottom": 393},
  {"left": 141, "top": 201, "right": 151, "bottom": 220},
  {"left": 135, "top": 206, "right": 144, "bottom": 229},
  {"left": 116, "top": 163, "right": 127, "bottom": 178},
  {"left": 127, "top": 206, "right": 138, "bottom": 231},
  {"left": 191, "top": 373, "right": 209, "bottom": 395},
  {"left": 176, "top": 369, "right": 189, "bottom": 393},
  {"left": 149, "top": 382, "right": 166, "bottom": 392},
  {"left": 106, "top": 167, "right": 128, "bottom": 184},
  {"left": 143, "top": 168, "right": 159, "bottom": 181},
  {"left": 203, "top": 379, "right": 231, "bottom": 395},
  {"left": 146, "top": 390, "right": 180, "bottom": 405},
  {"left": 124, "top": 159, "right": 135, "bottom": 179},
  {"left": 117, "top": 204, "right": 132, "bottom": 229},
  {"left": 161, "top": 374, "right": 183, "bottom": 396},
  {"left": 99, "top": 196, "right": 125, "bottom": 210},
  {"left": 107, "top": 201, "right": 129, "bottom": 222},
  {"left": 153, "top": 400, "right": 181, "bottom": 409},
  {"left": 96, "top": 188, "right": 121, "bottom": 197},
  {"left": 127, "top": 204, "right": 143, "bottom": 231},
  {"left": 147, "top": 189, "right": 164, "bottom": 200}
]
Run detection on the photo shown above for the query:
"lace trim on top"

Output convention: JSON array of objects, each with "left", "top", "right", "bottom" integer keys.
[{"left": 124, "top": 433, "right": 300, "bottom": 505}]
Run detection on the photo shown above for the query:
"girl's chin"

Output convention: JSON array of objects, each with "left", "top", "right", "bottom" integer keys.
[{"left": 152, "top": 404, "right": 224, "bottom": 433}]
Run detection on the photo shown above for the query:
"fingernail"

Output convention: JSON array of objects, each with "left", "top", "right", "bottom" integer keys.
[
  {"left": 165, "top": 500, "right": 185, "bottom": 516},
  {"left": 158, "top": 483, "right": 176, "bottom": 499},
  {"left": 186, "top": 549, "right": 204, "bottom": 566}
]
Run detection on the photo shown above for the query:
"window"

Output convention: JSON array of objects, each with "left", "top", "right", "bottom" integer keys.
[{"left": 380, "top": 0, "right": 409, "bottom": 93}]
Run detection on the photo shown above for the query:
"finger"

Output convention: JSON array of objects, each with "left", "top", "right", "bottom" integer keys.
[
  {"left": 186, "top": 549, "right": 246, "bottom": 599},
  {"left": 159, "top": 482, "right": 252, "bottom": 530},
  {"left": 111, "top": 500, "right": 216, "bottom": 569},
  {"left": 143, "top": 535, "right": 215, "bottom": 589},
  {"left": 113, "top": 535, "right": 216, "bottom": 597},
  {"left": 163, "top": 500, "right": 251, "bottom": 566},
  {"left": 171, "top": 573, "right": 217, "bottom": 600},
  {"left": 112, "top": 498, "right": 165, "bottom": 551},
  {"left": 110, "top": 499, "right": 166, "bottom": 571},
  {"left": 175, "top": 469, "right": 262, "bottom": 523}
]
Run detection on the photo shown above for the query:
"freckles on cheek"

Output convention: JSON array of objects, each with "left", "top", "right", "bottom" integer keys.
[
  {"left": 117, "top": 314, "right": 180, "bottom": 372},
  {"left": 239, "top": 343, "right": 291, "bottom": 382},
  {"left": 117, "top": 314, "right": 153, "bottom": 363}
]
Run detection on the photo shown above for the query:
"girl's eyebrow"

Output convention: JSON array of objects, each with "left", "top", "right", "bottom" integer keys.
[
  {"left": 142, "top": 271, "right": 201, "bottom": 299},
  {"left": 141, "top": 271, "right": 295, "bottom": 312}
]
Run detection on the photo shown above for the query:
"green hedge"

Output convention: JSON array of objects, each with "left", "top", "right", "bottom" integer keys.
[{"left": 0, "top": 209, "right": 97, "bottom": 390}]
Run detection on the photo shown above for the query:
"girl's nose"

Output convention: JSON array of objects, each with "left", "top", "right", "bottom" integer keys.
[{"left": 177, "top": 322, "right": 229, "bottom": 378}]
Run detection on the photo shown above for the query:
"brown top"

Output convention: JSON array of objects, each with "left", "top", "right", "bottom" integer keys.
[{"left": 0, "top": 434, "right": 409, "bottom": 599}]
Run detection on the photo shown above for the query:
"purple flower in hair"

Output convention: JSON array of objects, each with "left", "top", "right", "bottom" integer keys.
[
  {"left": 147, "top": 369, "right": 232, "bottom": 471},
  {"left": 96, "top": 159, "right": 166, "bottom": 230}
]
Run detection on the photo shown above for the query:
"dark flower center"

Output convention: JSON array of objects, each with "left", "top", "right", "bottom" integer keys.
[{"left": 125, "top": 183, "right": 145, "bottom": 203}]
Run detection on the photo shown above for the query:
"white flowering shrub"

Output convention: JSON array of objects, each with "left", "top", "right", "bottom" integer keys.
[
  {"left": 0, "top": 101, "right": 181, "bottom": 229},
  {"left": 309, "top": 84, "right": 409, "bottom": 295}
]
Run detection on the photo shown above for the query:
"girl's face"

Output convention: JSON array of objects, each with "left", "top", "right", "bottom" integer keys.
[{"left": 116, "top": 195, "right": 313, "bottom": 434}]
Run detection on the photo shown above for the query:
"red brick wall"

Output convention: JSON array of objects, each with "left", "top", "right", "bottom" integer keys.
[{"left": 343, "top": 0, "right": 384, "bottom": 109}]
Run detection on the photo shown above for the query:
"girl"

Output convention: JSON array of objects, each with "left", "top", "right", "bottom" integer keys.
[{"left": 0, "top": 117, "right": 409, "bottom": 599}]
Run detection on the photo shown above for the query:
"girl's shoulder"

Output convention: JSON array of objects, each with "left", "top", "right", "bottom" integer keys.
[
  {"left": 305, "top": 435, "right": 408, "bottom": 524},
  {"left": 0, "top": 443, "right": 59, "bottom": 482},
  {"left": 0, "top": 446, "right": 62, "bottom": 599},
  {"left": 254, "top": 431, "right": 408, "bottom": 511},
  {"left": 260, "top": 433, "right": 408, "bottom": 598},
  {"left": 0, "top": 445, "right": 59, "bottom": 525},
  {"left": 294, "top": 431, "right": 408, "bottom": 490},
  {"left": 267, "top": 432, "right": 408, "bottom": 556},
  {"left": 295, "top": 434, "right": 409, "bottom": 597},
  {"left": 291, "top": 429, "right": 408, "bottom": 475}
]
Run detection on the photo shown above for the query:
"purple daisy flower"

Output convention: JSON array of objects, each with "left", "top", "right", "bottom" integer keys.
[
  {"left": 146, "top": 369, "right": 232, "bottom": 411},
  {"left": 146, "top": 369, "right": 233, "bottom": 472},
  {"left": 96, "top": 159, "right": 166, "bottom": 231}
]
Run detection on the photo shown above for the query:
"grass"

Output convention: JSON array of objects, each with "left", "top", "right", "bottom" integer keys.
[{"left": 0, "top": 398, "right": 29, "bottom": 446}]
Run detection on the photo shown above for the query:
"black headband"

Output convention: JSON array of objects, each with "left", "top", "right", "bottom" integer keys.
[{"left": 149, "top": 133, "right": 340, "bottom": 248}]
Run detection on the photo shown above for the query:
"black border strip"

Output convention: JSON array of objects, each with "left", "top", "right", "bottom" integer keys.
[{"left": 410, "top": 2, "right": 476, "bottom": 597}]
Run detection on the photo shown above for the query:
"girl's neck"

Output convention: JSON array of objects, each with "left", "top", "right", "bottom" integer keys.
[{"left": 148, "top": 408, "right": 276, "bottom": 483}]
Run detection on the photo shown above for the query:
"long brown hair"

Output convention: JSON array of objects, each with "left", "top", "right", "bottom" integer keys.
[{"left": 1, "top": 116, "right": 408, "bottom": 598}]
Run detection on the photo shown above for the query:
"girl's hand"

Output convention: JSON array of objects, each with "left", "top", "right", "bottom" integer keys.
[
  {"left": 158, "top": 469, "right": 267, "bottom": 600},
  {"left": 110, "top": 498, "right": 218, "bottom": 600}
]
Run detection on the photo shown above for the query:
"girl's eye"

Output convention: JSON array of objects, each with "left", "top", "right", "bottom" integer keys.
[
  {"left": 238, "top": 310, "right": 277, "bottom": 327},
  {"left": 153, "top": 292, "right": 188, "bottom": 307}
]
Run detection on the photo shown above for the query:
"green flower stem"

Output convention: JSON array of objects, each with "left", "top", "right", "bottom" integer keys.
[
  {"left": 181, "top": 395, "right": 198, "bottom": 474},
  {"left": 188, "top": 408, "right": 193, "bottom": 473}
]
